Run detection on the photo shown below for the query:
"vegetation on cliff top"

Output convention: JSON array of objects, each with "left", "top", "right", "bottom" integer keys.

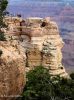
[
  {"left": 0, "top": 0, "right": 8, "bottom": 41},
  {"left": 22, "top": 66, "right": 74, "bottom": 100}
]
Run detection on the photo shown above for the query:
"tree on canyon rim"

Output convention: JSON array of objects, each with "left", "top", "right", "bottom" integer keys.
[
  {"left": 0, "top": 0, "right": 8, "bottom": 41},
  {"left": 22, "top": 66, "right": 74, "bottom": 100}
]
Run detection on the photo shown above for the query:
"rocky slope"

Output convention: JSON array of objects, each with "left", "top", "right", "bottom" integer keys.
[{"left": 0, "top": 41, "right": 26, "bottom": 100}]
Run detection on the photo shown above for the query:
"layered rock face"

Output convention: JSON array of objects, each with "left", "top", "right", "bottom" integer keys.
[
  {"left": 0, "top": 41, "right": 26, "bottom": 100},
  {"left": 5, "top": 17, "right": 69, "bottom": 78}
]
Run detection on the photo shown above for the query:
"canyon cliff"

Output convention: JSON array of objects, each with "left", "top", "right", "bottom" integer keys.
[
  {"left": 5, "top": 16, "right": 69, "bottom": 78},
  {"left": 0, "top": 16, "right": 69, "bottom": 99}
]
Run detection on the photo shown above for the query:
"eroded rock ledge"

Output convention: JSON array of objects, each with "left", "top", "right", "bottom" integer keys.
[{"left": 4, "top": 17, "right": 69, "bottom": 78}]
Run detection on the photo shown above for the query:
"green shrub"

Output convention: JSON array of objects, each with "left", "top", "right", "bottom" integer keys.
[
  {"left": 53, "top": 77, "right": 74, "bottom": 100},
  {"left": 22, "top": 66, "right": 55, "bottom": 100},
  {"left": 70, "top": 73, "right": 74, "bottom": 80},
  {"left": 22, "top": 66, "right": 74, "bottom": 100},
  {"left": 0, "top": 32, "right": 6, "bottom": 41},
  {"left": 0, "top": 0, "right": 8, "bottom": 41}
]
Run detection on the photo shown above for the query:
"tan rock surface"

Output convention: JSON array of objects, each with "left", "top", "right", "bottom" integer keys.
[
  {"left": 5, "top": 17, "right": 69, "bottom": 78},
  {"left": 0, "top": 41, "right": 26, "bottom": 100}
]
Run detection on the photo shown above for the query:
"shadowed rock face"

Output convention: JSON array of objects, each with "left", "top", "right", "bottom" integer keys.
[{"left": 0, "top": 42, "right": 26, "bottom": 100}]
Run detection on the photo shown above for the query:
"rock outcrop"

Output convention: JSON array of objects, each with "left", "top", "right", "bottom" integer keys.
[
  {"left": 5, "top": 16, "right": 69, "bottom": 78},
  {"left": 0, "top": 41, "right": 26, "bottom": 100}
]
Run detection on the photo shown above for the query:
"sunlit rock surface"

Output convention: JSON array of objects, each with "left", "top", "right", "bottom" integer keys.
[
  {"left": 5, "top": 16, "right": 69, "bottom": 78},
  {"left": 0, "top": 41, "right": 26, "bottom": 100}
]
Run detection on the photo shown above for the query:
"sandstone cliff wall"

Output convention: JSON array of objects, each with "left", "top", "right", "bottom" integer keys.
[
  {"left": 0, "top": 16, "right": 70, "bottom": 99},
  {"left": 5, "top": 17, "right": 69, "bottom": 78}
]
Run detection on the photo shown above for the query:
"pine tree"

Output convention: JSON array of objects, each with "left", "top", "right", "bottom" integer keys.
[{"left": 0, "top": 0, "right": 8, "bottom": 41}]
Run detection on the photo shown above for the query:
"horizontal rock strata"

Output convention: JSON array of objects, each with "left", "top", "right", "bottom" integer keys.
[{"left": 4, "top": 16, "right": 69, "bottom": 78}]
